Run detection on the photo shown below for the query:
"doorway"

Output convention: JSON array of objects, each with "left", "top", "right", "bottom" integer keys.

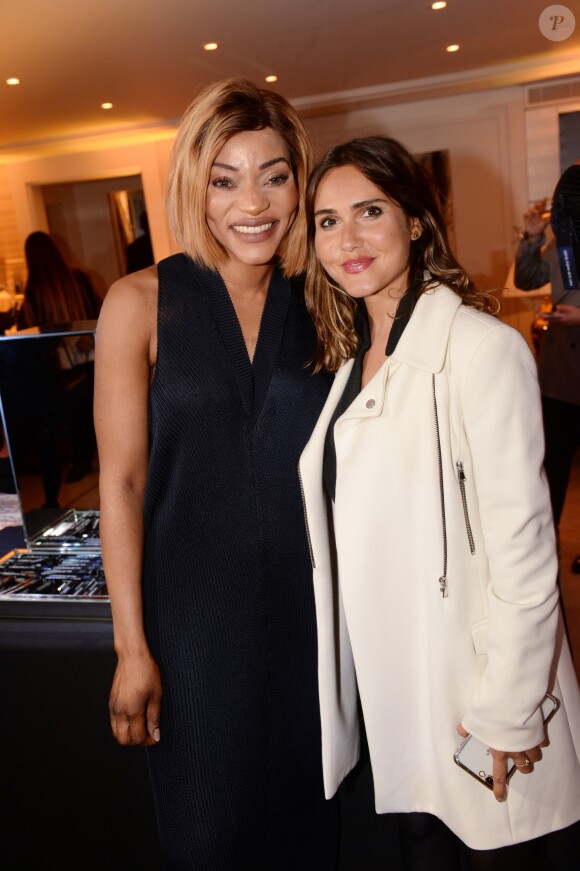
[{"left": 39, "top": 175, "right": 150, "bottom": 293}]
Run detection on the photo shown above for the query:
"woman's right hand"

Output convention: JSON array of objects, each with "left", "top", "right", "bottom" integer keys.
[{"left": 109, "top": 650, "right": 163, "bottom": 746}]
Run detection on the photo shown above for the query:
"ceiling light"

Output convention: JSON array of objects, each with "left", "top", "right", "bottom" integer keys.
[
  {"left": 101, "top": 102, "right": 114, "bottom": 110},
  {"left": 265, "top": 75, "right": 278, "bottom": 83},
  {"left": 6, "top": 78, "right": 20, "bottom": 86},
  {"left": 203, "top": 42, "right": 218, "bottom": 51},
  {"left": 446, "top": 44, "right": 460, "bottom": 52},
  {"left": 431, "top": 2, "right": 447, "bottom": 9}
]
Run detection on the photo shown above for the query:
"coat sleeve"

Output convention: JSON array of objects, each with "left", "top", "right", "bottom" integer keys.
[
  {"left": 514, "top": 236, "right": 551, "bottom": 290},
  {"left": 459, "top": 320, "right": 560, "bottom": 751}
]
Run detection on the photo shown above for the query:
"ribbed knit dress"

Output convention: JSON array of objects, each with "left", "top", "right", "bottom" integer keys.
[{"left": 142, "top": 255, "right": 336, "bottom": 870}]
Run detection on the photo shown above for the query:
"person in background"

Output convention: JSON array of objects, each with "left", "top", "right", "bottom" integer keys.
[
  {"left": 299, "top": 135, "right": 580, "bottom": 870},
  {"left": 17, "top": 231, "right": 100, "bottom": 488},
  {"left": 19, "top": 231, "right": 101, "bottom": 329},
  {"left": 125, "top": 211, "right": 154, "bottom": 274},
  {"left": 515, "top": 164, "right": 580, "bottom": 575},
  {"left": 94, "top": 79, "right": 337, "bottom": 870}
]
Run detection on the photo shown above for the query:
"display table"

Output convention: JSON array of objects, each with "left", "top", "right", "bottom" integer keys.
[{"left": 0, "top": 616, "right": 163, "bottom": 871}]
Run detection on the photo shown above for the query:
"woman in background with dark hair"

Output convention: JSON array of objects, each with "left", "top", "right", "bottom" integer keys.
[
  {"left": 299, "top": 136, "right": 580, "bottom": 869},
  {"left": 19, "top": 231, "right": 101, "bottom": 328},
  {"left": 17, "top": 231, "right": 101, "bottom": 490}
]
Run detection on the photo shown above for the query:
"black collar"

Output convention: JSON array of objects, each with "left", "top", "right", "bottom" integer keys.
[{"left": 355, "top": 289, "right": 414, "bottom": 358}]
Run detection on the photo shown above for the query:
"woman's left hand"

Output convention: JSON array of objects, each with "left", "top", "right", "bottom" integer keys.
[{"left": 457, "top": 723, "right": 545, "bottom": 803}]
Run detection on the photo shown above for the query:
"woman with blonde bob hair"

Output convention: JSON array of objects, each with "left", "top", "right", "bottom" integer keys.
[
  {"left": 166, "top": 78, "right": 312, "bottom": 274},
  {"left": 95, "top": 79, "right": 337, "bottom": 869},
  {"left": 299, "top": 136, "right": 580, "bottom": 869}
]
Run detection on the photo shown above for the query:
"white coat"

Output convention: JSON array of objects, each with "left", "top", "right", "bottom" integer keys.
[{"left": 298, "top": 283, "right": 580, "bottom": 849}]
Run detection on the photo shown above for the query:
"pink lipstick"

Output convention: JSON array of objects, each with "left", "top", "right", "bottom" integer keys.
[{"left": 342, "top": 258, "right": 373, "bottom": 274}]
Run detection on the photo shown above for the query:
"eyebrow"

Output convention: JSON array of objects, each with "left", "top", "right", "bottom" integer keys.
[
  {"left": 314, "top": 197, "right": 389, "bottom": 217},
  {"left": 212, "top": 156, "right": 291, "bottom": 172}
]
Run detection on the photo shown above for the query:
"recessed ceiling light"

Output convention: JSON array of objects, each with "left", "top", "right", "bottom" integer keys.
[
  {"left": 203, "top": 42, "right": 218, "bottom": 51},
  {"left": 431, "top": 2, "right": 447, "bottom": 9},
  {"left": 6, "top": 77, "right": 20, "bottom": 86},
  {"left": 265, "top": 75, "right": 278, "bottom": 83},
  {"left": 101, "top": 102, "right": 114, "bottom": 110},
  {"left": 446, "top": 44, "right": 460, "bottom": 52}
]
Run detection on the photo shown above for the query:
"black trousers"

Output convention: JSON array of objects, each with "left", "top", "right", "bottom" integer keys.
[
  {"left": 542, "top": 396, "right": 580, "bottom": 527},
  {"left": 398, "top": 812, "right": 579, "bottom": 871},
  {"left": 339, "top": 723, "right": 579, "bottom": 871}
]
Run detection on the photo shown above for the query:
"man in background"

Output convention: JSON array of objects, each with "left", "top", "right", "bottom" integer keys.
[{"left": 515, "top": 163, "right": 580, "bottom": 573}]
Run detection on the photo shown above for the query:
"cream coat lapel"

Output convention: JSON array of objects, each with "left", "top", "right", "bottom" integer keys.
[{"left": 391, "top": 283, "right": 462, "bottom": 373}]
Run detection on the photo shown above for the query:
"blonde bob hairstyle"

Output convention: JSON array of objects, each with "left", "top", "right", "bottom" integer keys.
[
  {"left": 166, "top": 78, "right": 313, "bottom": 276},
  {"left": 305, "top": 136, "right": 499, "bottom": 372}
]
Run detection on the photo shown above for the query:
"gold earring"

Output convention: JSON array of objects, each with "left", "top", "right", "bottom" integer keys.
[{"left": 411, "top": 228, "right": 420, "bottom": 240}]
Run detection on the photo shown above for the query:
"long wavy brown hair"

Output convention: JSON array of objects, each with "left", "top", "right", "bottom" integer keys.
[
  {"left": 19, "top": 232, "right": 101, "bottom": 329},
  {"left": 305, "top": 136, "right": 498, "bottom": 372}
]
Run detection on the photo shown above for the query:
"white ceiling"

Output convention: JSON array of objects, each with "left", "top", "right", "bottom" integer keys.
[{"left": 0, "top": 0, "right": 579, "bottom": 151}]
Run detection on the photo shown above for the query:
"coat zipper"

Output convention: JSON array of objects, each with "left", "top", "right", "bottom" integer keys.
[
  {"left": 298, "top": 466, "right": 316, "bottom": 569},
  {"left": 432, "top": 375, "right": 448, "bottom": 598},
  {"left": 456, "top": 461, "right": 476, "bottom": 554}
]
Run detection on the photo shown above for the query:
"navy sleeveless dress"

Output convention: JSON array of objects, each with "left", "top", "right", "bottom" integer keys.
[{"left": 142, "top": 255, "right": 337, "bottom": 870}]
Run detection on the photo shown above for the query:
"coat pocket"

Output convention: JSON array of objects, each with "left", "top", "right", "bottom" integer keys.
[{"left": 471, "top": 617, "right": 488, "bottom": 655}]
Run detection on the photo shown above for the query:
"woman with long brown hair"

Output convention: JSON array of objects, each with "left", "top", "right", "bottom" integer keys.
[
  {"left": 19, "top": 231, "right": 101, "bottom": 328},
  {"left": 299, "top": 135, "right": 580, "bottom": 869}
]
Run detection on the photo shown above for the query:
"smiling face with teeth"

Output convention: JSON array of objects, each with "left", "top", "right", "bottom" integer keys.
[{"left": 205, "top": 128, "right": 299, "bottom": 269}]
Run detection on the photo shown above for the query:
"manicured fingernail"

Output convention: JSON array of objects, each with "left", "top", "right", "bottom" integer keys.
[
  {"left": 153, "top": 727, "right": 161, "bottom": 742},
  {"left": 496, "top": 795, "right": 507, "bottom": 803}
]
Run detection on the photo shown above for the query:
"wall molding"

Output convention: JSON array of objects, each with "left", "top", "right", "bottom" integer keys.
[{"left": 292, "top": 54, "right": 580, "bottom": 118}]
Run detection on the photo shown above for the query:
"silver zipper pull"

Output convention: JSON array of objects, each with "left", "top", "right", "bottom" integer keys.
[
  {"left": 457, "top": 460, "right": 465, "bottom": 481},
  {"left": 439, "top": 576, "right": 448, "bottom": 598}
]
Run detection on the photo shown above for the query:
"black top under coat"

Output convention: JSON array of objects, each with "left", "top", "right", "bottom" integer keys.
[{"left": 322, "top": 291, "right": 414, "bottom": 501}]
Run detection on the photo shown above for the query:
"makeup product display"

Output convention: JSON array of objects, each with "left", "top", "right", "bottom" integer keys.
[{"left": 0, "top": 324, "right": 109, "bottom": 619}]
